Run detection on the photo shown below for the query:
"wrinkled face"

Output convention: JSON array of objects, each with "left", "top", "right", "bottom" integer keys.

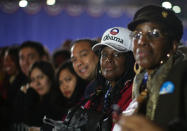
[
  {"left": 59, "top": 68, "right": 77, "bottom": 98},
  {"left": 100, "top": 46, "right": 126, "bottom": 81},
  {"left": 19, "top": 47, "right": 40, "bottom": 76},
  {"left": 30, "top": 68, "right": 51, "bottom": 96},
  {"left": 3, "top": 52, "right": 17, "bottom": 75},
  {"left": 71, "top": 42, "right": 99, "bottom": 81},
  {"left": 132, "top": 22, "right": 171, "bottom": 69}
]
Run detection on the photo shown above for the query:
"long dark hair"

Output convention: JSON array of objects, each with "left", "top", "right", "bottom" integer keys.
[
  {"left": 55, "top": 61, "right": 87, "bottom": 107},
  {"left": 28, "top": 61, "right": 55, "bottom": 91},
  {"left": 96, "top": 48, "right": 135, "bottom": 103},
  {"left": 96, "top": 47, "right": 135, "bottom": 86},
  {"left": 5, "top": 46, "right": 21, "bottom": 72}
]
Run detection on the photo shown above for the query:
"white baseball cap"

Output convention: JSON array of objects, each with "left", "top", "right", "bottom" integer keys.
[{"left": 92, "top": 27, "right": 132, "bottom": 52}]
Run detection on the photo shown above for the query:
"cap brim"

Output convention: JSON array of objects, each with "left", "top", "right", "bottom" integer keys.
[{"left": 92, "top": 43, "right": 128, "bottom": 53}]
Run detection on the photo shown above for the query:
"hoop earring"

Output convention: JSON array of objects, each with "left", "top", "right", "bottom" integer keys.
[{"left": 134, "top": 62, "right": 142, "bottom": 74}]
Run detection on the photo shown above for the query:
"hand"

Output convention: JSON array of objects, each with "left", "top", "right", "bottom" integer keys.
[
  {"left": 28, "top": 127, "right": 40, "bottom": 131},
  {"left": 118, "top": 115, "right": 164, "bottom": 131}
]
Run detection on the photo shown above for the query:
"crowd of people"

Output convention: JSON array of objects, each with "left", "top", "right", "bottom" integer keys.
[{"left": 0, "top": 5, "right": 187, "bottom": 131}]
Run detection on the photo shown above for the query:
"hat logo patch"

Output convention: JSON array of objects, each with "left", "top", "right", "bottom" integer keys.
[
  {"left": 110, "top": 28, "right": 119, "bottom": 35},
  {"left": 162, "top": 11, "right": 168, "bottom": 18}
]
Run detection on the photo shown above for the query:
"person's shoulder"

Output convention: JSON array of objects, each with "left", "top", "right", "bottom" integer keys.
[
  {"left": 155, "top": 60, "right": 187, "bottom": 128},
  {"left": 170, "top": 60, "right": 187, "bottom": 76},
  {"left": 177, "top": 45, "right": 187, "bottom": 60},
  {"left": 161, "top": 60, "right": 187, "bottom": 95}
]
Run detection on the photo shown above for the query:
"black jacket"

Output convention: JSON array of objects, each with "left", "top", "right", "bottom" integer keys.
[{"left": 154, "top": 60, "right": 187, "bottom": 131}]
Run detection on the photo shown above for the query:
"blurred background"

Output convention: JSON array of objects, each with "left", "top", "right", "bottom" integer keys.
[{"left": 0, "top": 0, "right": 187, "bottom": 53}]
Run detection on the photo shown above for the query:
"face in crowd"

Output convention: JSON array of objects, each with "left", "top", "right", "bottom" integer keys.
[
  {"left": 3, "top": 51, "right": 18, "bottom": 76},
  {"left": 100, "top": 47, "right": 127, "bottom": 80},
  {"left": 19, "top": 47, "right": 41, "bottom": 76},
  {"left": 100, "top": 46, "right": 128, "bottom": 87},
  {"left": 58, "top": 68, "right": 77, "bottom": 98},
  {"left": 128, "top": 5, "right": 183, "bottom": 72},
  {"left": 131, "top": 22, "right": 176, "bottom": 70},
  {"left": 71, "top": 41, "right": 99, "bottom": 81},
  {"left": 30, "top": 67, "right": 51, "bottom": 96}
]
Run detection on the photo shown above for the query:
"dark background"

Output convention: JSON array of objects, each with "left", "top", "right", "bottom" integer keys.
[{"left": 0, "top": 0, "right": 187, "bottom": 53}]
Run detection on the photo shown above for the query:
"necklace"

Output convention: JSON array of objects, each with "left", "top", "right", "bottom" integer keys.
[{"left": 137, "top": 72, "right": 149, "bottom": 105}]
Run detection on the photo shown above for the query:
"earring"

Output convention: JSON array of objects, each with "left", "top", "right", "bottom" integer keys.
[
  {"left": 134, "top": 62, "right": 142, "bottom": 74},
  {"left": 167, "top": 53, "right": 170, "bottom": 58},
  {"left": 99, "top": 69, "right": 102, "bottom": 74},
  {"left": 160, "top": 53, "right": 170, "bottom": 64}
]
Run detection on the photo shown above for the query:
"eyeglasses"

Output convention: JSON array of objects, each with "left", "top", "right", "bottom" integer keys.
[
  {"left": 130, "top": 29, "right": 166, "bottom": 41},
  {"left": 101, "top": 51, "right": 124, "bottom": 60}
]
